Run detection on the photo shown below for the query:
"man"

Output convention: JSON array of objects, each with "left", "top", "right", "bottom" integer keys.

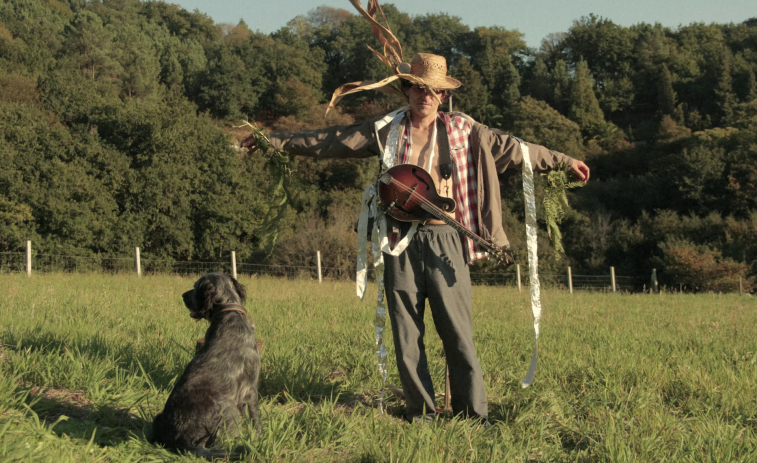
[{"left": 242, "top": 52, "right": 590, "bottom": 424}]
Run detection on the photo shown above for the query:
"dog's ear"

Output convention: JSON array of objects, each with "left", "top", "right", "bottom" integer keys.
[
  {"left": 197, "top": 276, "right": 219, "bottom": 318},
  {"left": 232, "top": 277, "right": 247, "bottom": 303}
]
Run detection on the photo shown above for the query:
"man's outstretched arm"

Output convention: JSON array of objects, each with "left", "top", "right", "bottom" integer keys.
[
  {"left": 240, "top": 120, "right": 379, "bottom": 160},
  {"left": 481, "top": 124, "right": 590, "bottom": 182}
]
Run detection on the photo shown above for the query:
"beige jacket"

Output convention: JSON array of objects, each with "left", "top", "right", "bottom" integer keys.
[{"left": 270, "top": 112, "right": 575, "bottom": 249}]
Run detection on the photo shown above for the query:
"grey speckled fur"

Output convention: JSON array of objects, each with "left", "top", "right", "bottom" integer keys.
[{"left": 150, "top": 273, "right": 261, "bottom": 459}]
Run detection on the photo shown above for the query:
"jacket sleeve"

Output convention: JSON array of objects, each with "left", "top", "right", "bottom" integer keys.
[
  {"left": 480, "top": 124, "right": 576, "bottom": 173},
  {"left": 269, "top": 119, "right": 380, "bottom": 159}
]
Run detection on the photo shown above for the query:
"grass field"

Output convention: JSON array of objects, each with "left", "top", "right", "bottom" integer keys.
[{"left": 0, "top": 273, "right": 755, "bottom": 462}]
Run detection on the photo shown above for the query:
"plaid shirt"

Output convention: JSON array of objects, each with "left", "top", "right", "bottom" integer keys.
[{"left": 390, "top": 112, "right": 487, "bottom": 264}]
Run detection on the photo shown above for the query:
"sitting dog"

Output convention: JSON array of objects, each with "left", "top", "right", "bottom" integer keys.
[{"left": 151, "top": 273, "right": 261, "bottom": 458}]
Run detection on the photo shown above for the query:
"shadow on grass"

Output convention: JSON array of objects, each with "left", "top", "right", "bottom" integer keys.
[
  {"left": 2, "top": 329, "right": 377, "bottom": 420},
  {"left": 3, "top": 329, "right": 359, "bottom": 399},
  {"left": 25, "top": 386, "right": 152, "bottom": 448},
  {"left": 1, "top": 329, "right": 185, "bottom": 390}
]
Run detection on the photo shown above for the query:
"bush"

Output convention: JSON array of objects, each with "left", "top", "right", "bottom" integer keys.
[{"left": 661, "top": 240, "right": 754, "bottom": 292}]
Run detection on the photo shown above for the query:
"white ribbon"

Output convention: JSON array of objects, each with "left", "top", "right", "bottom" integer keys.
[
  {"left": 371, "top": 219, "right": 388, "bottom": 412},
  {"left": 380, "top": 109, "right": 407, "bottom": 169},
  {"left": 520, "top": 142, "right": 542, "bottom": 388},
  {"left": 378, "top": 215, "right": 417, "bottom": 256},
  {"left": 356, "top": 184, "right": 376, "bottom": 300}
]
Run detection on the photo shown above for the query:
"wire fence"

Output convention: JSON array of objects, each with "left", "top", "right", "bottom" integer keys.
[
  {"left": 468, "top": 271, "right": 641, "bottom": 291},
  {"left": 0, "top": 252, "right": 353, "bottom": 280},
  {"left": 0, "top": 250, "right": 678, "bottom": 294}
]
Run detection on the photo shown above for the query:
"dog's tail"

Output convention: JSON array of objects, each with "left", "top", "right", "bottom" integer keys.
[{"left": 179, "top": 445, "right": 245, "bottom": 461}]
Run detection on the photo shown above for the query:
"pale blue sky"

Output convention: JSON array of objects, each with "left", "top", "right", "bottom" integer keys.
[{"left": 168, "top": 0, "right": 754, "bottom": 48}]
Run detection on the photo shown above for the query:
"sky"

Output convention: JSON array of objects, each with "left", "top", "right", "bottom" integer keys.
[{"left": 168, "top": 0, "right": 755, "bottom": 48}]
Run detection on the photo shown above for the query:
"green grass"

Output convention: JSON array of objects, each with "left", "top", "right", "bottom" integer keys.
[{"left": 0, "top": 273, "right": 755, "bottom": 462}]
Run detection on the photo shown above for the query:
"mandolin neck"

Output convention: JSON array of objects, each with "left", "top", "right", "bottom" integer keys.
[{"left": 418, "top": 202, "right": 497, "bottom": 254}]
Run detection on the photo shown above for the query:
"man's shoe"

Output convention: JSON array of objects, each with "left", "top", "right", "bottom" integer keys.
[{"left": 475, "top": 417, "right": 491, "bottom": 428}]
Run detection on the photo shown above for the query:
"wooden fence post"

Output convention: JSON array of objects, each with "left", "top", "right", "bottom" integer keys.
[
  {"left": 610, "top": 267, "right": 616, "bottom": 293},
  {"left": 740, "top": 277, "right": 743, "bottom": 295},
  {"left": 516, "top": 264, "right": 522, "bottom": 292},
  {"left": 568, "top": 266, "right": 573, "bottom": 294},
  {"left": 316, "top": 251, "right": 322, "bottom": 283},
  {"left": 26, "top": 240, "right": 31, "bottom": 277},
  {"left": 651, "top": 268, "right": 658, "bottom": 294},
  {"left": 231, "top": 251, "right": 237, "bottom": 280},
  {"left": 135, "top": 247, "right": 141, "bottom": 277}
]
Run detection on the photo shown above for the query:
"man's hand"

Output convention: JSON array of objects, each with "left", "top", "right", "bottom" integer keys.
[
  {"left": 239, "top": 133, "right": 261, "bottom": 155},
  {"left": 570, "top": 160, "right": 590, "bottom": 184}
]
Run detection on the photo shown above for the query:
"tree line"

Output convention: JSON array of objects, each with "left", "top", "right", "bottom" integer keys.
[{"left": 1, "top": 0, "right": 755, "bottom": 291}]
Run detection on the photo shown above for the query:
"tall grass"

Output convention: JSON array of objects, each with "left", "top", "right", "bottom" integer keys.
[{"left": 0, "top": 273, "right": 755, "bottom": 461}]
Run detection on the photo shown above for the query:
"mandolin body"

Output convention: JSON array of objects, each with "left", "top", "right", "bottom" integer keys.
[
  {"left": 377, "top": 164, "right": 456, "bottom": 223},
  {"left": 377, "top": 164, "right": 515, "bottom": 267}
]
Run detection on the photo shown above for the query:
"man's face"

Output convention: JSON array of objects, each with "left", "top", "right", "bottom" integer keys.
[{"left": 407, "top": 84, "right": 442, "bottom": 120}]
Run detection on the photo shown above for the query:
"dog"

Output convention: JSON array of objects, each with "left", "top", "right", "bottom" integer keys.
[{"left": 151, "top": 273, "right": 261, "bottom": 459}]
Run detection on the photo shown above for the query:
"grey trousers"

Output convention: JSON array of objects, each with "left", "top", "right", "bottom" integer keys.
[{"left": 383, "top": 222, "right": 488, "bottom": 421}]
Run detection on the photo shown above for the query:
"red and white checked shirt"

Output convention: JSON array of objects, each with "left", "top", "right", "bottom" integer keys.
[{"left": 390, "top": 112, "right": 488, "bottom": 264}]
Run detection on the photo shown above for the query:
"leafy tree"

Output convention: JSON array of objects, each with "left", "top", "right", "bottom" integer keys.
[
  {"left": 550, "top": 59, "right": 571, "bottom": 113},
  {"left": 744, "top": 67, "right": 756, "bottom": 102},
  {"left": 274, "top": 78, "right": 319, "bottom": 119},
  {"left": 511, "top": 96, "right": 584, "bottom": 160},
  {"left": 469, "top": 26, "right": 525, "bottom": 57},
  {"left": 0, "top": 0, "right": 69, "bottom": 74},
  {"left": 564, "top": 14, "right": 637, "bottom": 114},
  {"left": 724, "top": 103, "right": 757, "bottom": 215},
  {"left": 408, "top": 13, "right": 470, "bottom": 62},
  {"left": 525, "top": 58, "right": 551, "bottom": 103},
  {"left": 564, "top": 15, "right": 636, "bottom": 83},
  {"left": 538, "top": 32, "right": 566, "bottom": 66},
  {"left": 195, "top": 44, "right": 263, "bottom": 120},
  {"left": 657, "top": 63, "right": 677, "bottom": 117},
  {"left": 0, "top": 195, "right": 34, "bottom": 252},
  {"left": 470, "top": 29, "right": 523, "bottom": 113},
  {"left": 568, "top": 60, "right": 605, "bottom": 135},
  {"left": 661, "top": 240, "right": 751, "bottom": 292},
  {"left": 0, "top": 100, "right": 121, "bottom": 255},
  {"left": 450, "top": 57, "right": 490, "bottom": 120},
  {"left": 674, "top": 144, "right": 726, "bottom": 214},
  {"left": 0, "top": 73, "right": 38, "bottom": 105},
  {"left": 140, "top": 0, "right": 219, "bottom": 46},
  {"left": 112, "top": 24, "right": 161, "bottom": 98},
  {"left": 715, "top": 51, "right": 737, "bottom": 123},
  {"left": 299, "top": 5, "right": 351, "bottom": 33},
  {"left": 498, "top": 58, "right": 520, "bottom": 125},
  {"left": 65, "top": 10, "right": 120, "bottom": 81}
]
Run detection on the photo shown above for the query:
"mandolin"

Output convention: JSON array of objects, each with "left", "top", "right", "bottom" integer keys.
[{"left": 378, "top": 164, "right": 514, "bottom": 267}]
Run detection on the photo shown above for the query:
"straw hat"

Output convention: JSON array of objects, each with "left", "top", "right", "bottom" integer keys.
[{"left": 397, "top": 53, "right": 461, "bottom": 91}]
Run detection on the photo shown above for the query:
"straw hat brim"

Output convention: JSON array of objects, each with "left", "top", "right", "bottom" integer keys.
[
  {"left": 396, "top": 73, "right": 462, "bottom": 91},
  {"left": 325, "top": 69, "right": 461, "bottom": 114}
]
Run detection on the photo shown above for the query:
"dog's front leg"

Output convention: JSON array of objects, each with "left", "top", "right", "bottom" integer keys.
[{"left": 240, "top": 390, "right": 262, "bottom": 433}]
